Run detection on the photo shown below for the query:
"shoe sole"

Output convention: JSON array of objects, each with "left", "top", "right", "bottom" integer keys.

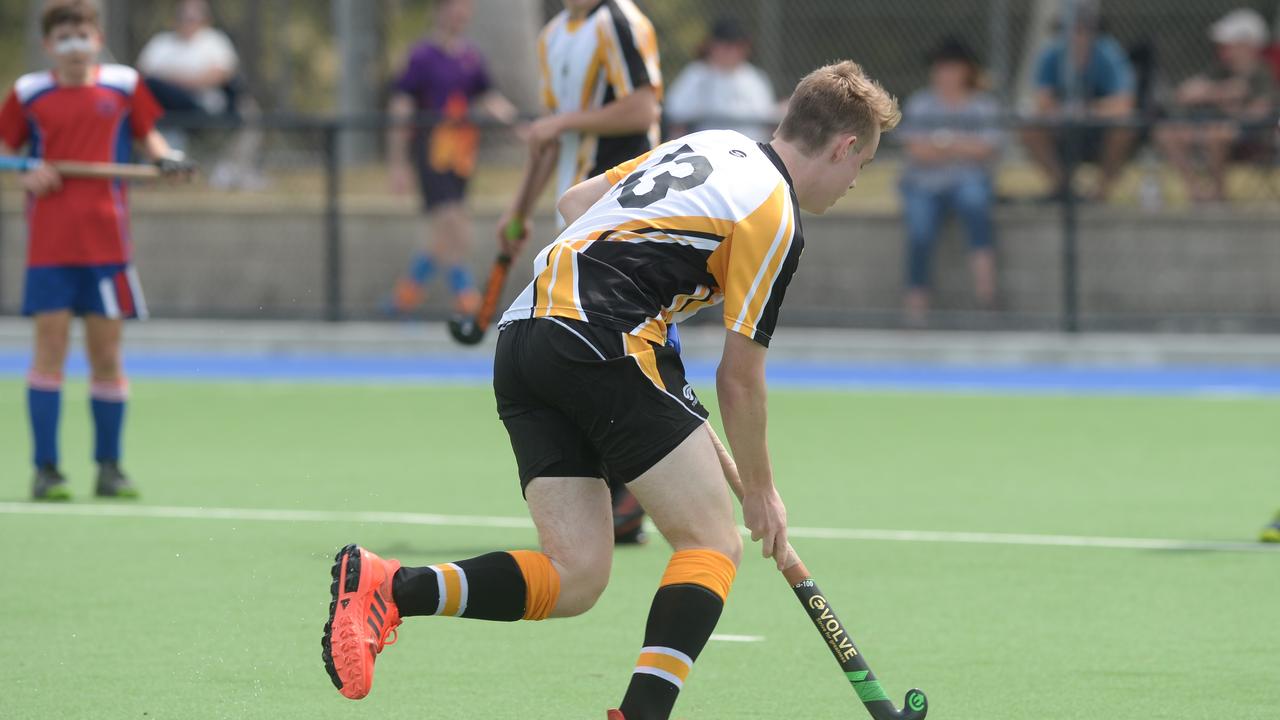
[
  {"left": 322, "top": 544, "right": 367, "bottom": 697},
  {"left": 95, "top": 490, "right": 140, "bottom": 499},
  {"left": 33, "top": 490, "right": 72, "bottom": 502}
]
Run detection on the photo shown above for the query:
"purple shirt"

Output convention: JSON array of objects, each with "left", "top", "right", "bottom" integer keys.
[{"left": 394, "top": 39, "right": 491, "bottom": 114}]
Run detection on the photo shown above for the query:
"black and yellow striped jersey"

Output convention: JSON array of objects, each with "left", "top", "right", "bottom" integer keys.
[
  {"left": 538, "top": 0, "right": 662, "bottom": 208},
  {"left": 501, "top": 129, "right": 804, "bottom": 348}
]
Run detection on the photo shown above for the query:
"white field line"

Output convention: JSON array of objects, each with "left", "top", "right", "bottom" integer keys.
[{"left": 1, "top": 502, "right": 1276, "bottom": 555}]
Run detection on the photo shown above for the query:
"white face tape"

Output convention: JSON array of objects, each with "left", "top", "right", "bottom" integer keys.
[{"left": 52, "top": 36, "right": 96, "bottom": 57}]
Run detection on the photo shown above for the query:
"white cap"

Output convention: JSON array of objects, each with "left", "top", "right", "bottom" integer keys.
[{"left": 1209, "top": 8, "right": 1269, "bottom": 46}]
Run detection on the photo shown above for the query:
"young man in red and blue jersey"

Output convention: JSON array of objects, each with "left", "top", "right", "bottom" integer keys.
[{"left": 0, "top": 0, "right": 190, "bottom": 500}]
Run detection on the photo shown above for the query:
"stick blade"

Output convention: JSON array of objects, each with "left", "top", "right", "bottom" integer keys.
[
  {"left": 898, "top": 688, "right": 928, "bottom": 719},
  {"left": 447, "top": 315, "right": 486, "bottom": 345}
]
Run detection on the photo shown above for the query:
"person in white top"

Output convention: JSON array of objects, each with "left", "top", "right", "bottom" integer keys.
[
  {"left": 665, "top": 18, "right": 777, "bottom": 142},
  {"left": 137, "top": 0, "right": 238, "bottom": 116}
]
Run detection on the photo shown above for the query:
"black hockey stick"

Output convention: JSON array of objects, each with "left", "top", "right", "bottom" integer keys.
[
  {"left": 710, "top": 425, "right": 927, "bottom": 719},
  {"left": 782, "top": 560, "right": 928, "bottom": 720}
]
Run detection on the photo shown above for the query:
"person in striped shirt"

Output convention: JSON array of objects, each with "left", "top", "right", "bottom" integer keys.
[{"left": 503, "top": 0, "right": 664, "bottom": 544}]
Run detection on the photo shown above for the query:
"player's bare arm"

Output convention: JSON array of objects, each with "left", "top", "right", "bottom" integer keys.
[
  {"left": 496, "top": 139, "right": 558, "bottom": 253},
  {"left": 717, "top": 330, "right": 789, "bottom": 568},
  {"left": 556, "top": 173, "right": 612, "bottom": 226},
  {"left": 525, "top": 86, "right": 660, "bottom": 147},
  {"left": 478, "top": 91, "right": 519, "bottom": 125}
]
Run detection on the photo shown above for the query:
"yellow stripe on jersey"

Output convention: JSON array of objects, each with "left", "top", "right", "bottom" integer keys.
[
  {"left": 712, "top": 181, "right": 794, "bottom": 342},
  {"left": 624, "top": 334, "right": 665, "bottom": 390},
  {"left": 605, "top": 150, "right": 653, "bottom": 185},
  {"left": 534, "top": 244, "right": 585, "bottom": 321},
  {"left": 580, "top": 36, "right": 606, "bottom": 112},
  {"left": 595, "top": 20, "right": 627, "bottom": 97},
  {"left": 603, "top": 1, "right": 662, "bottom": 99},
  {"left": 551, "top": 245, "right": 581, "bottom": 318},
  {"left": 536, "top": 29, "right": 556, "bottom": 112}
]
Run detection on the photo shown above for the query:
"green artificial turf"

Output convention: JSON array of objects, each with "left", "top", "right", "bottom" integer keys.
[{"left": 2, "top": 381, "right": 1278, "bottom": 719}]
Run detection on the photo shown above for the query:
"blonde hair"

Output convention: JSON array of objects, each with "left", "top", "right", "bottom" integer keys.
[{"left": 777, "top": 61, "right": 901, "bottom": 155}]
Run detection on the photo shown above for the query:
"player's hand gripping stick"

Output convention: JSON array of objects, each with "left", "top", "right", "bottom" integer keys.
[{"left": 706, "top": 425, "right": 928, "bottom": 720}]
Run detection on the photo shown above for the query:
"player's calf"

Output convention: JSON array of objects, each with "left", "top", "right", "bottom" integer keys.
[
  {"left": 618, "top": 548, "right": 737, "bottom": 720},
  {"left": 614, "top": 427, "right": 744, "bottom": 719}
]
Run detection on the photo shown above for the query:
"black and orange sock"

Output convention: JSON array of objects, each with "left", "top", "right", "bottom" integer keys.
[
  {"left": 619, "top": 549, "right": 736, "bottom": 720},
  {"left": 391, "top": 550, "right": 560, "bottom": 621}
]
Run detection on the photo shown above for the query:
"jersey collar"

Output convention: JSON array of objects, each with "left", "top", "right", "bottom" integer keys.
[{"left": 757, "top": 142, "right": 795, "bottom": 190}]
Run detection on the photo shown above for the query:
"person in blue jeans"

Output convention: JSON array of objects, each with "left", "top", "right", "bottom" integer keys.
[{"left": 898, "top": 39, "right": 1001, "bottom": 325}]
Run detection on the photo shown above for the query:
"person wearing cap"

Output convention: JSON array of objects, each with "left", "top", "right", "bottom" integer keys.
[
  {"left": 1155, "top": 8, "right": 1275, "bottom": 204},
  {"left": 665, "top": 18, "right": 777, "bottom": 142},
  {"left": 897, "top": 38, "right": 1002, "bottom": 326},
  {"left": 1021, "top": 1, "right": 1136, "bottom": 201}
]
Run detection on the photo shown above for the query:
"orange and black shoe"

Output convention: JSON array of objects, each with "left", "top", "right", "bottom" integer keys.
[{"left": 322, "top": 544, "right": 403, "bottom": 700}]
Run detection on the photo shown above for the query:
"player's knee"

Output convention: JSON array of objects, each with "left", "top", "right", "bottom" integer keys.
[
  {"left": 550, "top": 551, "right": 611, "bottom": 617},
  {"left": 556, "top": 569, "right": 609, "bottom": 617},
  {"left": 88, "top": 356, "right": 123, "bottom": 381},
  {"left": 715, "top": 531, "right": 743, "bottom": 568},
  {"left": 31, "top": 346, "right": 67, "bottom": 375}
]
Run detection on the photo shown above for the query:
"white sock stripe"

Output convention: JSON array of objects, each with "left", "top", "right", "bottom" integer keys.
[
  {"left": 446, "top": 562, "right": 468, "bottom": 617},
  {"left": 633, "top": 666, "right": 683, "bottom": 689},
  {"left": 640, "top": 646, "right": 694, "bottom": 668},
  {"left": 431, "top": 564, "right": 447, "bottom": 616}
]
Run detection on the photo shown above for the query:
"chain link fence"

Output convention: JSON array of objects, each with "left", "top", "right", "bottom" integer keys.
[{"left": 1, "top": 0, "right": 1278, "bottom": 330}]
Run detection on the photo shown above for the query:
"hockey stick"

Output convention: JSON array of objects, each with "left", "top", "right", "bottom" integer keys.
[
  {"left": 0, "top": 156, "right": 161, "bottom": 180},
  {"left": 708, "top": 426, "right": 929, "bottom": 720},
  {"left": 447, "top": 142, "right": 550, "bottom": 346},
  {"left": 447, "top": 219, "right": 520, "bottom": 345}
]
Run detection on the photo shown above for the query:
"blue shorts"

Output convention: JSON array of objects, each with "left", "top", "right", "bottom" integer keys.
[{"left": 22, "top": 264, "right": 149, "bottom": 320}]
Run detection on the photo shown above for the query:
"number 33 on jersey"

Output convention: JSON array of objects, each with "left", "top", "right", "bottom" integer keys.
[{"left": 501, "top": 129, "right": 805, "bottom": 349}]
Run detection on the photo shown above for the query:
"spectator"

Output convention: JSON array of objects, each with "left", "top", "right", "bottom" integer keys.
[
  {"left": 898, "top": 39, "right": 1001, "bottom": 326},
  {"left": 385, "top": 0, "right": 517, "bottom": 317},
  {"left": 665, "top": 18, "right": 777, "bottom": 142},
  {"left": 1156, "top": 8, "right": 1275, "bottom": 203},
  {"left": 137, "top": 0, "right": 262, "bottom": 189},
  {"left": 137, "top": 0, "right": 238, "bottom": 118},
  {"left": 1021, "top": 1, "right": 1136, "bottom": 201}
]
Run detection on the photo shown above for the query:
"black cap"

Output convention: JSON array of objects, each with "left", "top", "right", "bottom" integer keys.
[
  {"left": 710, "top": 17, "right": 749, "bottom": 43},
  {"left": 927, "top": 37, "right": 978, "bottom": 67}
]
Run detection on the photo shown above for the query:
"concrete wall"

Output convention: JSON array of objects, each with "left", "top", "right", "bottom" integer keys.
[{"left": 3, "top": 206, "right": 1278, "bottom": 329}]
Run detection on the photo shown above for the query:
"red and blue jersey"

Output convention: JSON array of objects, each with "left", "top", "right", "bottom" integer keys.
[{"left": 0, "top": 64, "right": 163, "bottom": 267}]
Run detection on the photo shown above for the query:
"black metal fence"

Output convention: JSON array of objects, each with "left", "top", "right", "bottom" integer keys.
[{"left": 2, "top": 111, "right": 1277, "bottom": 332}]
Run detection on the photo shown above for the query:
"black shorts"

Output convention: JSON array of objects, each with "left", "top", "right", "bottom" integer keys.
[
  {"left": 411, "top": 132, "right": 468, "bottom": 211},
  {"left": 494, "top": 317, "right": 709, "bottom": 493}
]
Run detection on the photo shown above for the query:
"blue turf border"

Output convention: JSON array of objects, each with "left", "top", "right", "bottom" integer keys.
[{"left": 4, "top": 351, "right": 1280, "bottom": 396}]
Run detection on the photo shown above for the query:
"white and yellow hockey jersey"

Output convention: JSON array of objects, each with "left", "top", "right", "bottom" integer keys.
[
  {"left": 538, "top": 0, "right": 662, "bottom": 206},
  {"left": 501, "top": 130, "right": 804, "bottom": 348}
]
